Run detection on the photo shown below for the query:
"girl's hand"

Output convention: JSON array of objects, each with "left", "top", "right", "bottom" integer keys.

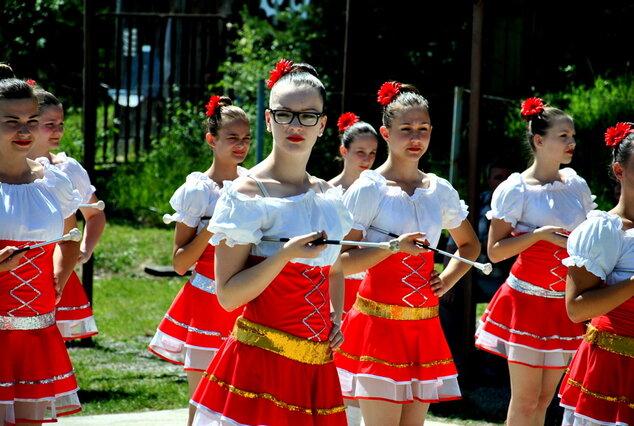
[
  {"left": 78, "top": 249, "right": 93, "bottom": 264},
  {"left": 280, "top": 231, "right": 328, "bottom": 261},
  {"left": 533, "top": 226, "right": 569, "bottom": 248},
  {"left": 0, "top": 246, "right": 24, "bottom": 272},
  {"left": 328, "top": 320, "right": 344, "bottom": 349},
  {"left": 397, "top": 232, "right": 430, "bottom": 255},
  {"left": 429, "top": 269, "right": 451, "bottom": 297}
]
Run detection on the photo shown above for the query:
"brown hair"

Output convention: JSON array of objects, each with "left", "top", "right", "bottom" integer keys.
[
  {"left": 521, "top": 103, "right": 572, "bottom": 152},
  {"left": 381, "top": 83, "right": 429, "bottom": 128},
  {"left": 205, "top": 96, "right": 249, "bottom": 136},
  {"left": 271, "top": 62, "right": 327, "bottom": 106}
]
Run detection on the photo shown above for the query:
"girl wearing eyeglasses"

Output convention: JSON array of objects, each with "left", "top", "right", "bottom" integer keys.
[
  {"left": 333, "top": 81, "right": 480, "bottom": 426},
  {"left": 190, "top": 60, "right": 353, "bottom": 426},
  {"left": 148, "top": 95, "right": 251, "bottom": 426}
]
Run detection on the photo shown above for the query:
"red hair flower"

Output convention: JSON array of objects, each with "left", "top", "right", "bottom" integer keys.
[
  {"left": 205, "top": 95, "right": 221, "bottom": 117},
  {"left": 520, "top": 97, "right": 545, "bottom": 117},
  {"left": 337, "top": 112, "right": 359, "bottom": 132},
  {"left": 26, "top": 79, "right": 36, "bottom": 87},
  {"left": 377, "top": 81, "right": 402, "bottom": 106},
  {"left": 605, "top": 122, "right": 634, "bottom": 147},
  {"left": 266, "top": 58, "right": 294, "bottom": 89}
]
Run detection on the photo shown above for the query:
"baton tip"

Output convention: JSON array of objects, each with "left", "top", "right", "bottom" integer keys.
[{"left": 481, "top": 263, "right": 493, "bottom": 275}]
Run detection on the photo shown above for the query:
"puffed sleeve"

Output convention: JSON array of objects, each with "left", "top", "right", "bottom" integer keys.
[
  {"left": 343, "top": 170, "right": 383, "bottom": 232},
  {"left": 435, "top": 176, "right": 469, "bottom": 229},
  {"left": 55, "top": 153, "right": 96, "bottom": 203},
  {"left": 562, "top": 211, "right": 623, "bottom": 280},
  {"left": 208, "top": 181, "right": 267, "bottom": 247},
  {"left": 41, "top": 165, "right": 82, "bottom": 219},
  {"left": 486, "top": 173, "right": 524, "bottom": 227},
  {"left": 165, "top": 172, "right": 216, "bottom": 228},
  {"left": 564, "top": 168, "right": 598, "bottom": 214}
]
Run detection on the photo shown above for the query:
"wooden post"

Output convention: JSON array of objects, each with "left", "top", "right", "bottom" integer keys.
[{"left": 461, "top": 0, "right": 484, "bottom": 383}]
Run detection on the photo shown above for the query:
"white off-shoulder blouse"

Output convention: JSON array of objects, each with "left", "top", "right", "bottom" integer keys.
[
  {"left": 208, "top": 182, "right": 353, "bottom": 267},
  {"left": 0, "top": 162, "right": 81, "bottom": 241},
  {"left": 486, "top": 168, "right": 596, "bottom": 233},
  {"left": 342, "top": 170, "right": 468, "bottom": 247},
  {"left": 563, "top": 210, "right": 634, "bottom": 285}
]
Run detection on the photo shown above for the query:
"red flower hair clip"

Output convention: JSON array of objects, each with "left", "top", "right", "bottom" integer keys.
[
  {"left": 205, "top": 95, "right": 221, "bottom": 117},
  {"left": 377, "top": 81, "right": 402, "bottom": 106},
  {"left": 26, "top": 79, "right": 36, "bottom": 87},
  {"left": 337, "top": 112, "right": 359, "bottom": 132},
  {"left": 266, "top": 58, "right": 294, "bottom": 89},
  {"left": 520, "top": 97, "right": 545, "bottom": 117},
  {"left": 605, "top": 122, "right": 634, "bottom": 148}
]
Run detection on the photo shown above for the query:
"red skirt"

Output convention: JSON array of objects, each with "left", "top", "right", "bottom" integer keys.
[
  {"left": 0, "top": 322, "right": 81, "bottom": 424},
  {"left": 343, "top": 274, "right": 364, "bottom": 317},
  {"left": 559, "top": 307, "right": 634, "bottom": 425},
  {"left": 334, "top": 252, "right": 460, "bottom": 403},
  {"left": 56, "top": 271, "right": 98, "bottom": 340},
  {"left": 476, "top": 241, "right": 585, "bottom": 368},
  {"left": 148, "top": 266, "right": 243, "bottom": 371},
  {"left": 191, "top": 319, "right": 347, "bottom": 426}
]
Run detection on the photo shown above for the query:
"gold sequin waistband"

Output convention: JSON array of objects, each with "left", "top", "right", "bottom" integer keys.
[
  {"left": 353, "top": 295, "right": 439, "bottom": 321},
  {"left": 231, "top": 316, "right": 332, "bottom": 365},
  {"left": 0, "top": 311, "right": 55, "bottom": 330},
  {"left": 585, "top": 324, "right": 634, "bottom": 358}
]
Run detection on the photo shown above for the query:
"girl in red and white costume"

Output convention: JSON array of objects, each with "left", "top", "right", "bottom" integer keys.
[
  {"left": 475, "top": 98, "right": 596, "bottom": 425},
  {"left": 28, "top": 88, "right": 106, "bottom": 341},
  {"left": 148, "top": 95, "right": 250, "bottom": 426},
  {"left": 558, "top": 122, "right": 634, "bottom": 426},
  {"left": 0, "top": 77, "right": 82, "bottom": 425},
  {"left": 190, "top": 60, "right": 352, "bottom": 426},
  {"left": 334, "top": 82, "right": 480, "bottom": 426},
  {"left": 328, "top": 112, "right": 378, "bottom": 317}
]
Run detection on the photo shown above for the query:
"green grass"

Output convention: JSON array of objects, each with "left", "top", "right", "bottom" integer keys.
[{"left": 68, "top": 221, "right": 191, "bottom": 415}]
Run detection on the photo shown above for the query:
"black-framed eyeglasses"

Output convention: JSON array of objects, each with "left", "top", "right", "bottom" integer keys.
[{"left": 267, "top": 109, "right": 323, "bottom": 127}]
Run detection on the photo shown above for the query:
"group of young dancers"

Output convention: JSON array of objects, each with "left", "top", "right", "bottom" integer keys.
[
  {"left": 0, "top": 64, "right": 105, "bottom": 425},
  {"left": 0, "top": 58, "right": 632, "bottom": 426}
]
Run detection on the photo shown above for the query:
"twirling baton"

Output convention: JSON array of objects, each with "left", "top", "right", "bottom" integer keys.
[
  {"left": 163, "top": 214, "right": 211, "bottom": 225},
  {"left": 369, "top": 226, "right": 493, "bottom": 275},
  {"left": 79, "top": 200, "right": 106, "bottom": 210},
  {"left": 14, "top": 228, "right": 83, "bottom": 254},
  {"left": 516, "top": 221, "right": 569, "bottom": 238},
  {"left": 261, "top": 236, "right": 401, "bottom": 253}
]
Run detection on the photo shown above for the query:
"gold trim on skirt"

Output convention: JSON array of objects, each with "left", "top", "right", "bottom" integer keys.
[
  {"left": 566, "top": 378, "right": 634, "bottom": 409},
  {"left": 204, "top": 373, "right": 346, "bottom": 415},
  {"left": 353, "top": 294, "right": 439, "bottom": 321},
  {"left": 231, "top": 316, "right": 332, "bottom": 365},
  {"left": 585, "top": 324, "right": 634, "bottom": 359},
  {"left": 336, "top": 348, "right": 453, "bottom": 369}
]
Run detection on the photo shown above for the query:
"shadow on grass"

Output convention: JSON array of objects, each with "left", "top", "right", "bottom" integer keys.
[{"left": 78, "top": 388, "right": 136, "bottom": 404}]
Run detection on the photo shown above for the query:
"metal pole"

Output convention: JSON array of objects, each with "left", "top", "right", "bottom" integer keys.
[
  {"left": 449, "top": 86, "right": 463, "bottom": 185},
  {"left": 256, "top": 79, "right": 265, "bottom": 163}
]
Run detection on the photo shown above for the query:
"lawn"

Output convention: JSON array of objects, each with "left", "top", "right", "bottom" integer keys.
[
  {"left": 68, "top": 221, "right": 510, "bottom": 424},
  {"left": 68, "top": 221, "right": 191, "bottom": 415}
]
